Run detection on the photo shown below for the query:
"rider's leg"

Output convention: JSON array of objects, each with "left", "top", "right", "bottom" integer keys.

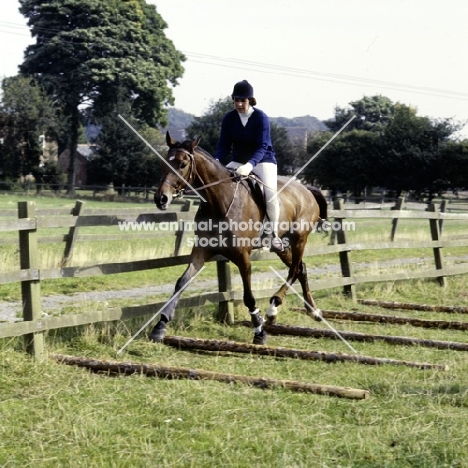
[{"left": 252, "top": 162, "right": 283, "bottom": 252}]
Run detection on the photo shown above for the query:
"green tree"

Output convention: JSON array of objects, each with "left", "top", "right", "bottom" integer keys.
[
  {"left": 440, "top": 140, "right": 468, "bottom": 190},
  {"left": 0, "top": 75, "right": 63, "bottom": 183},
  {"left": 19, "top": 0, "right": 184, "bottom": 194},
  {"left": 305, "top": 129, "right": 381, "bottom": 200},
  {"left": 87, "top": 94, "right": 166, "bottom": 189},
  {"left": 379, "top": 104, "right": 460, "bottom": 198},
  {"left": 327, "top": 95, "right": 395, "bottom": 133},
  {"left": 270, "top": 123, "right": 296, "bottom": 175},
  {"left": 305, "top": 95, "right": 462, "bottom": 200},
  {"left": 185, "top": 97, "right": 233, "bottom": 156}
]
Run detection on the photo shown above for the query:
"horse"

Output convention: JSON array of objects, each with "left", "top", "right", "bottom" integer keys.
[{"left": 149, "top": 132, "right": 328, "bottom": 345}]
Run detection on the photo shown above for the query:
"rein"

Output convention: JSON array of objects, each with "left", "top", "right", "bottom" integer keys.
[
  {"left": 161, "top": 148, "right": 305, "bottom": 212},
  {"left": 196, "top": 174, "right": 239, "bottom": 191},
  {"left": 164, "top": 146, "right": 241, "bottom": 194}
]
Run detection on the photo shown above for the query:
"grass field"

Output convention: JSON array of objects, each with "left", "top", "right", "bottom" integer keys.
[{"left": 1, "top": 193, "right": 468, "bottom": 467}]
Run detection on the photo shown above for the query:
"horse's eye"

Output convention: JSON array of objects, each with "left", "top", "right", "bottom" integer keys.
[{"left": 179, "top": 162, "right": 187, "bottom": 169}]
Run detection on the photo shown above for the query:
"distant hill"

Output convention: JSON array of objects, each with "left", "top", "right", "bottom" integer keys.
[
  {"left": 163, "top": 108, "right": 195, "bottom": 141},
  {"left": 270, "top": 115, "right": 328, "bottom": 133},
  {"left": 167, "top": 108, "right": 195, "bottom": 128}
]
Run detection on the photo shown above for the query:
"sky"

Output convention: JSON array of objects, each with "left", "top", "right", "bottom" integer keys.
[{"left": 1, "top": 0, "right": 468, "bottom": 137}]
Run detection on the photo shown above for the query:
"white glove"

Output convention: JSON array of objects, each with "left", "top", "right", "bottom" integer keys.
[{"left": 235, "top": 162, "right": 253, "bottom": 177}]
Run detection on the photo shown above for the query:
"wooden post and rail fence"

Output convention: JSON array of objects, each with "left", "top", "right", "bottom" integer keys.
[{"left": 1, "top": 196, "right": 468, "bottom": 358}]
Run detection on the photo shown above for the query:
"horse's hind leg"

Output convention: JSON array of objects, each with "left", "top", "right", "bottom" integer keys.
[
  {"left": 266, "top": 247, "right": 294, "bottom": 324},
  {"left": 149, "top": 247, "right": 206, "bottom": 342},
  {"left": 267, "top": 237, "right": 322, "bottom": 323},
  {"left": 296, "top": 260, "right": 322, "bottom": 321}
]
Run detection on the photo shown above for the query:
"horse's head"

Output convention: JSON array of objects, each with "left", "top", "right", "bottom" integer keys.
[{"left": 154, "top": 132, "right": 201, "bottom": 210}]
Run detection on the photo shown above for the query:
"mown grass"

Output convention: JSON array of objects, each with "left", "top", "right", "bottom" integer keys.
[
  {"left": 2, "top": 277, "right": 468, "bottom": 467},
  {"left": 2, "top": 194, "right": 468, "bottom": 467}
]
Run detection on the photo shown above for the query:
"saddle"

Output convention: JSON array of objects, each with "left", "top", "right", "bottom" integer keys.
[
  {"left": 246, "top": 174, "right": 267, "bottom": 209},
  {"left": 228, "top": 170, "right": 266, "bottom": 212}
]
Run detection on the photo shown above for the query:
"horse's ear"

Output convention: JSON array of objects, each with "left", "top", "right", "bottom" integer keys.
[
  {"left": 191, "top": 135, "right": 201, "bottom": 151},
  {"left": 166, "top": 131, "right": 176, "bottom": 147}
]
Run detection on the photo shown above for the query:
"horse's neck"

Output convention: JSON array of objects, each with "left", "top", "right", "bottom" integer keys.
[{"left": 194, "top": 151, "right": 234, "bottom": 217}]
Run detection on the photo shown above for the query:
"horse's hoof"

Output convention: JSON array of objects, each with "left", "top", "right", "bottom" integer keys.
[
  {"left": 253, "top": 329, "right": 267, "bottom": 345},
  {"left": 149, "top": 321, "right": 167, "bottom": 342},
  {"left": 265, "top": 315, "right": 277, "bottom": 325},
  {"left": 266, "top": 303, "right": 278, "bottom": 324},
  {"left": 312, "top": 308, "right": 323, "bottom": 321}
]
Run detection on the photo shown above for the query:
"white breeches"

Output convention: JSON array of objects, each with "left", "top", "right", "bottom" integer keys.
[{"left": 227, "top": 161, "right": 280, "bottom": 233}]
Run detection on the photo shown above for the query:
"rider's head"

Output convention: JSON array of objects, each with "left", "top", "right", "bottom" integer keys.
[{"left": 231, "top": 80, "right": 257, "bottom": 112}]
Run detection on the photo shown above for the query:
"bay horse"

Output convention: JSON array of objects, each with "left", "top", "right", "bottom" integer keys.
[{"left": 150, "top": 132, "right": 327, "bottom": 345}]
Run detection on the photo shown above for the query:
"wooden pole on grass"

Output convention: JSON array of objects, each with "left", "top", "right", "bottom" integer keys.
[
  {"left": 292, "top": 308, "right": 468, "bottom": 331},
  {"left": 358, "top": 300, "right": 468, "bottom": 314},
  {"left": 50, "top": 353, "right": 370, "bottom": 400},
  {"left": 163, "top": 335, "right": 448, "bottom": 371},
  {"left": 238, "top": 320, "right": 468, "bottom": 353}
]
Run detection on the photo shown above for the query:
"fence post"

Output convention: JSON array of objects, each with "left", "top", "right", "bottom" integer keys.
[
  {"left": 439, "top": 200, "right": 446, "bottom": 234},
  {"left": 390, "top": 196, "right": 405, "bottom": 241},
  {"left": 216, "top": 260, "right": 234, "bottom": 324},
  {"left": 61, "top": 200, "right": 85, "bottom": 266},
  {"left": 428, "top": 203, "right": 446, "bottom": 287},
  {"left": 333, "top": 198, "right": 356, "bottom": 301},
  {"left": 18, "top": 201, "right": 44, "bottom": 359}
]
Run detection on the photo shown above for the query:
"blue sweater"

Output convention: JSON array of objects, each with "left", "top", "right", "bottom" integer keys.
[{"left": 215, "top": 108, "right": 277, "bottom": 167}]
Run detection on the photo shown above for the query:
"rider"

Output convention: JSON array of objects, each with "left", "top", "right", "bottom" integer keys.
[{"left": 215, "top": 79, "right": 284, "bottom": 252}]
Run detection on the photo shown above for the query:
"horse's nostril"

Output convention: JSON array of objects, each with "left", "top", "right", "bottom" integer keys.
[{"left": 159, "top": 194, "right": 168, "bottom": 206}]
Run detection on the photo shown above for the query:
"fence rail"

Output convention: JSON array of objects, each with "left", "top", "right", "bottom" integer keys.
[{"left": 1, "top": 197, "right": 468, "bottom": 358}]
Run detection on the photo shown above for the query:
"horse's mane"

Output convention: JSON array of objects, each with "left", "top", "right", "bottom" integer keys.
[
  {"left": 194, "top": 145, "right": 216, "bottom": 160},
  {"left": 175, "top": 139, "right": 230, "bottom": 176}
]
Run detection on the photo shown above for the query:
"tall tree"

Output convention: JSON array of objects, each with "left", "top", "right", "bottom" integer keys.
[
  {"left": 86, "top": 89, "right": 166, "bottom": 189},
  {"left": 440, "top": 140, "right": 468, "bottom": 191},
  {"left": 305, "top": 129, "right": 381, "bottom": 200},
  {"left": 379, "top": 103, "right": 460, "bottom": 198},
  {"left": 270, "top": 123, "right": 296, "bottom": 176},
  {"left": 185, "top": 97, "right": 234, "bottom": 156},
  {"left": 19, "top": 0, "right": 185, "bottom": 194},
  {"left": 0, "top": 75, "right": 62, "bottom": 182},
  {"left": 327, "top": 95, "right": 395, "bottom": 133}
]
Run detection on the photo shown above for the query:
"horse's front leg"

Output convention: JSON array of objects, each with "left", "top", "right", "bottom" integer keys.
[
  {"left": 149, "top": 247, "right": 206, "bottom": 342},
  {"left": 233, "top": 251, "right": 267, "bottom": 345}
]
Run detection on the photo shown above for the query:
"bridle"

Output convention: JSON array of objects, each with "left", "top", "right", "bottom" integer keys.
[
  {"left": 160, "top": 147, "right": 197, "bottom": 199},
  {"left": 160, "top": 147, "right": 240, "bottom": 199}
]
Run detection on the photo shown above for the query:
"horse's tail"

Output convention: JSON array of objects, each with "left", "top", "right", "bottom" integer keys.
[{"left": 307, "top": 185, "right": 328, "bottom": 223}]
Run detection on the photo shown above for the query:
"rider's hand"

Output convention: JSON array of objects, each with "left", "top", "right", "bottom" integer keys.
[{"left": 235, "top": 162, "right": 253, "bottom": 177}]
